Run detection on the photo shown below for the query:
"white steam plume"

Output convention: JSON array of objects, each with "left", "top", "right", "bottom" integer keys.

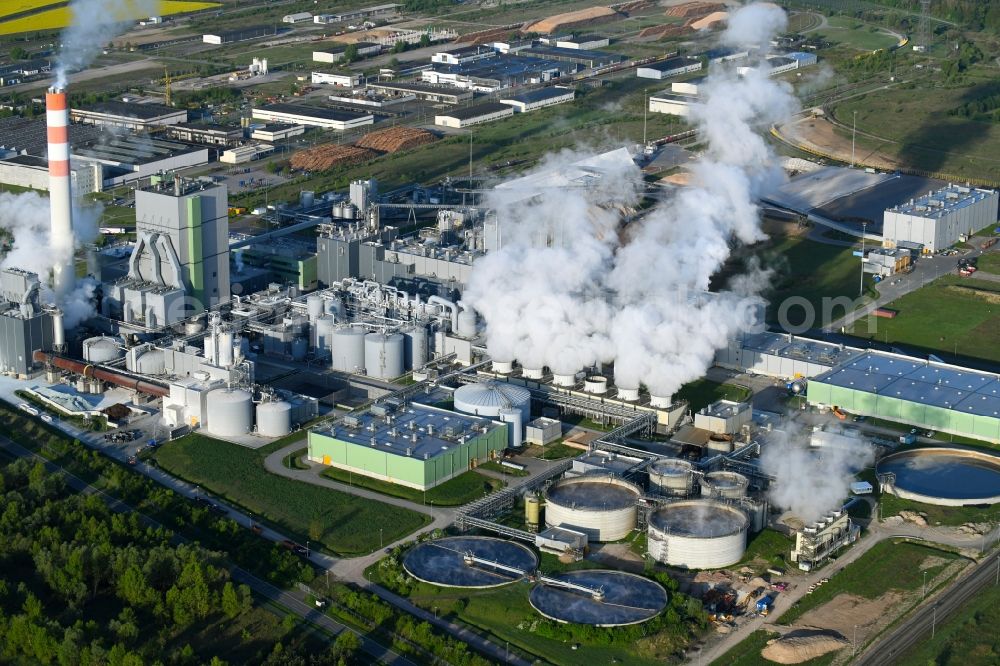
[
  {"left": 721, "top": 1, "right": 788, "bottom": 53},
  {"left": 0, "top": 191, "right": 101, "bottom": 327},
  {"left": 762, "top": 426, "right": 874, "bottom": 524},
  {"left": 464, "top": 2, "right": 796, "bottom": 398},
  {"left": 54, "top": 0, "right": 157, "bottom": 88}
]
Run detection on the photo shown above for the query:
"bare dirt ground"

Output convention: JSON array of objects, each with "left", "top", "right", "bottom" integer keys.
[
  {"left": 776, "top": 116, "right": 901, "bottom": 171},
  {"left": 588, "top": 543, "right": 646, "bottom": 573},
  {"left": 795, "top": 591, "right": 903, "bottom": 640}
]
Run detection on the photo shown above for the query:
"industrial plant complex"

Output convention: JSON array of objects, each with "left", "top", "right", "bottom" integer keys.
[{"left": 1, "top": 0, "right": 999, "bottom": 664}]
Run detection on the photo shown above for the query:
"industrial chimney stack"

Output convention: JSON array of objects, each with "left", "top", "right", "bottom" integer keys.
[{"left": 45, "top": 86, "right": 75, "bottom": 298}]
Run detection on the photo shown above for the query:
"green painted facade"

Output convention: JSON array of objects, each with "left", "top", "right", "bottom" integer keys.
[
  {"left": 807, "top": 381, "right": 1000, "bottom": 444},
  {"left": 307, "top": 424, "right": 508, "bottom": 490},
  {"left": 185, "top": 196, "right": 205, "bottom": 303}
]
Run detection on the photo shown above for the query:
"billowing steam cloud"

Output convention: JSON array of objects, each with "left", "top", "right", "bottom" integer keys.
[
  {"left": 762, "top": 426, "right": 874, "bottom": 524},
  {"left": 464, "top": 2, "right": 795, "bottom": 398},
  {"left": 0, "top": 191, "right": 100, "bottom": 327},
  {"left": 54, "top": 0, "right": 157, "bottom": 88}
]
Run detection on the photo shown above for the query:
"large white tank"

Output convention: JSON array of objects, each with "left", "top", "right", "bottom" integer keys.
[
  {"left": 544, "top": 476, "right": 641, "bottom": 542},
  {"left": 647, "top": 500, "right": 749, "bottom": 569},
  {"left": 552, "top": 372, "right": 577, "bottom": 387},
  {"left": 206, "top": 388, "right": 253, "bottom": 437},
  {"left": 454, "top": 381, "right": 531, "bottom": 422},
  {"left": 315, "top": 316, "right": 336, "bottom": 352},
  {"left": 492, "top": 360, "right": 514, "bottom": 374},
  {"left": 401, "top": 324, "right": 428, "bottom": 370},
  {"left": 82, "top": 336, "right": 123, "bottom": 364},
  {"left": 522, "top": 366, "right": 544, "bottom": 380},
  {"left": 133, "top": 349, "right": 165, "bottom": 375},
  {"left": 700, "top": 472, "right": 749, "bottom": 500},
  {"left": 364, "top": 332, "right": 404, "bottom": 379},
  {"left": 306, "top": 294, "right": 324, "bottom": 322},
  {"left": 204, "top": 335, "right": 215, "bottom": 364},
  {"left": 648, "top": 459, "right": 695, "bottom": 497},
  {"left": 498, "top": 407, "right": 523, "bottom": 448},
  {"left": 584, "top": 375, "right": 608, "bottom": 394},
  {"left": 331, "top": 327, "right": 367, "bottom": 373},
  {"left": 257, "top": 400, "right": 292, "bottom": 437},
  {"left": 217, "top": 330, "right": 235, "bottom": 368},
  {"left": 650, "top": 394, "right": 672, "bottom": 408},
  {"left": 617, "top": 386, "right": 640, "bottom": 401}
]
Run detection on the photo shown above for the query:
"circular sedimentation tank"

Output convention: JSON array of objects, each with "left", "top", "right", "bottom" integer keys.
[
  {"left": 529, "top": 570, "right": 667, "bottom": 626},
  {"left": 877, "top": 447, "right": 1000, "bottom": 506},
  {"left": 648, "top": 459, "right": 695, "bottom": 497},
  {"left": 700, "top": 471, "right": 749, "bottom": 499},
  {"left": 647, "top": 499, "right": 749, "bottom": 569},
  {"left": 403, "top": 536, "right": 538, "bottom": 588},
  {"left": 544, "top": 476, "right": 641, "bottom": 542}
]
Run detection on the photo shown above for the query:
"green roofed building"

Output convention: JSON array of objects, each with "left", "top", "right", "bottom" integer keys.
[
  {"left": 807, "top": 351, "right": 1000, "bottom": 444},
  {"left": 307, "top": 402, "right": 508, "bottom": 490}
]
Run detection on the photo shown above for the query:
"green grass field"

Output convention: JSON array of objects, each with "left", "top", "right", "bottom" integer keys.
[
  {"left": 739, "top": 529, "right": 795, "bottom": 573},
  {"left": 978, "top": 252, "right": 1000, "bottom": 274},
  {"left": 675, "top": 380, "right": 753, "bottom": 413},
  {"left": 151, "top": 434, "right": 431, "bottom": 555},
  {"left": 812, "top": 16, "right": 902, "bottom": 51},
  {"left": 895, "top": 571, "right": 1000, "bottom": 666},
  {"left": 778, "top": 540, "right": 961, "bottom": 625},
  {"left": 709, "top": 630, "right": 840, "bottom": 666},
  {"left": 848, "top": 275, "right": 1000, "bottom": 363},
  {"left": 878, "top": 490, "right": 1000, "bottom": 527},
  {"left": 320, "top": 467, "right": 503, "bottom": 506},
  {"left": 476, "top": 460, "right": 530, "bottom": 477}
]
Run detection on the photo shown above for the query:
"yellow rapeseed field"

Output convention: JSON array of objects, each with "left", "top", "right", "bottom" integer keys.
[{"left": 0, "top": 1, "right": 220, "bottom": 36}]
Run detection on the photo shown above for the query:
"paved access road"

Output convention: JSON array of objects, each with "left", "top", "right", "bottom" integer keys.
[
  {"left": 0, "top": 433, "right": 414, "bottom": 666},
  {"left": 856, "top": 548, "right": 1000, "bottom": 666}
]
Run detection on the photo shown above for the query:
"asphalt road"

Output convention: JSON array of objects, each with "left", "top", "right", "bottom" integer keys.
[
  {"left": 0, "top": 433, "right": 414, "bottom": 666},
  {"left": 856, "top": 549, "right": 1000, "bottom": 665}
]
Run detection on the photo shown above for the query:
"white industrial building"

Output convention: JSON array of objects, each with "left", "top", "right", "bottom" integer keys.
[
  {"left": 282, "top": 12, "right": 312, "bottom": 23},
  {"left": 251, "top": 123, "right": 305, "bottom": 142},
  {"left": 311, "top": 71, "right": 363, "bottom": 87},
  {"left": 649, "top": 91, "right": 696, "bottom": 117},
  {"left": 499, "top": 86, "right": 575, "bottom": 112},
  {"left": 637, "top": 57, "right": 702, "bottom": 80},
  {"left": 882, "top": 184, "right": 999, "bottom": 253},
  {"left": 435, "top": 102, "right": 514, "bottom": 128},
  {"left": 738, "top": 52, "right": 818, "bottom": 78},
  {"left": 715, "top": 332, "right": 863, "bottom": 380},
  {"left": 220, "top": 144, "right": 275, "bottom": 164},
  {"left": 313, "top": 42, "right": 381, "bottom": 63},
  {"left": 252, "top": 104, "right": 374, "bottom": 130},
  {"left": 555, "top": 34, "right": 609, "bottom": 50},
  {"left": 71, "top": 101, "right": 188, "bottom": 130},
  {"left": 0, "top": 154, "right": 102, "bottom": 193}
]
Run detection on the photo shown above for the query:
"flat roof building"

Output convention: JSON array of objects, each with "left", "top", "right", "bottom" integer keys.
[
  {"left": 71, "top": 101, "right": 188, "bottom": 130},
  {"left": 312, "top": 71, "right": 364, "bottom": 87},
  {"left": 0, "top": 154, "right": 102, "bottom": 194},
  {"left": 715, "top": 332, "right": 863, "bottom": 380},
  {"left": 431, "top": 45, "right": 497, "bottom": 65},
  {"left": 203, "top": 25, "right": 278, "bottom": 45},
  {"left": 72, "top": 134, "right": 209, "bottom": 188},
  {"left": 251, "top": 123, "right": 305, "bottom": 142},
  {"left": 307, "top": 402, "right": 508, "bottom": 490},
  {"left": 423, "top": 55, "right": 576, "bottom": 92},
  {"left": 282, "top": 11, "right": 312, "bottom": 23},
  {"left": 499, "top": 86, "right": 575, "bottom": 112},
  {"left": 313, "top": 42, "right": 381, "bottom": 63},
  {"left": 649, "top": 91, "right": 696, "bottom": 117},
  {"left": 314, "top": 3, "right": 399, "bottom": 23},
  {"left": 164, "top": 123, "right": 243, "bottom": 147},
  {"left": 882, "top": 184, "right": 999, "bottom": 253},
  {"left": 523, "top": 45, "right": 623, "bottom": 69},
  {"left": 252, "top": 103, "right": 374, "bottom": 131},
  {"left": 637, "top": 57, "right": 702, "bottom": 80},
  {"left": 807, "top": 351, "right": 1000, "bottom": 444},
  {"left": 366, "top": 80, "right": 472, "bottom": 104},
  {"left": 435, "top": 102, "right": 514, "bottom": 128},
  {"left": 555, "top": 34, "right": 610, "bottom": 50}
]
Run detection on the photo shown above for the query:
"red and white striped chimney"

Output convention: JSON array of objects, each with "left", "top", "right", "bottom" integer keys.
[{"left": 46, "top": 86, "right": 75, "bottom": 298}]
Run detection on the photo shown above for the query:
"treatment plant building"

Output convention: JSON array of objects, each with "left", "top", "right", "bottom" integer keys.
[
  {"left": 807, "top": 351, "right": 1000, "bottom": 444},
  {"left": 882, "top": 184, "right": 998, "bottom": 253},
  {"left": 307, "top": 403, "right": 508, "bottom": 490}
]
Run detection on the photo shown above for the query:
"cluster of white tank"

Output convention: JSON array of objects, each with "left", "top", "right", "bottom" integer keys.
[
  {"left": 488, "top": 362, "right": 671, "bottom": 407},
  {"left": 203, "top": 387, "right": 293, "bottom": 438},
  {"left": 646, "top": 499, "right": 750, "bottom": 569},
  {"left": 543, "top": 476, "right": 642, "bottom": 542},
  {"left": 82, "top": 336, "right": 124, "bottom": 364}
]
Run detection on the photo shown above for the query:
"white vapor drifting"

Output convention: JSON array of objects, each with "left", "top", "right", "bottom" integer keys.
[
  {"left": 0, "top": 191, "right": 100, "bottom": 327},
  {"left": 54, "top": 0, "right": 157, "bottom": 88},
  {"left": 464, "top": 2, "right": 796, "bottom": 398},
  {"left": 761, "top": 426, "right": 874, "bottom": 524}
]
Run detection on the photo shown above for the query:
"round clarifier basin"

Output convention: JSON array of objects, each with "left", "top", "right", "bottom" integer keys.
[
  {"left": 877, "top": 448, "right": 1000, "bottom": 506},
  {"left": 402, "top": 536, "right": 538, "bottom": 588}
]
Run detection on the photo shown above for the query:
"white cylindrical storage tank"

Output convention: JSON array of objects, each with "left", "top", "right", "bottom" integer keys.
[
  {"left": 617, "top": 386, "right": 640, "bottom": 401},
  {"left": 544, "top": 476, "right": 641, "bottom": 542},
  {"left": 522, "top": 366, "right": 544, "bottom": 380},
  {"left": 217, "top": 330, "right": 235, "bottom": 368},
  {"left": 82, "top": 336, "right": 123, "bottom": 364},
  {"left": 647, "top": 500, "right": 749, "bottom": 569},
  {"left": 290, "top": 337, "right": 307, "bottom": 361},
  {"left": 552, "top": 372, "right": 577, "bottom": 387},
  {"left": 706, "top": 434, "right": 734, "bottom": 454},
  {"left": 584, "top": 375, "right": 607, "bottom": 395},
  {"left": 453, "top": 381, "right": 531, "bottom": 425},
  {"left": 331, "top": 327, "right": 367, "bottom": 373},
  {"left": 700, "top": 471, "right": 749, "bottom": 500},
  {"left": 204, "top": 334, "right": 216, "bottom": 364},
  {"left": 133, "top": 349, "right": 165, "bottom": 375},
  {"left": 257, "top": 400, "right": 292, "bottom": 437},
  {"left": 648, "top": 459, "right": 695, "bottom": 497},
  {"left": 498, "top": 407, "right": 523, "bottom": 448},
  {"left": 306, "top": 294, "right": 324, "bottom": 322},
  {"left": 457, "top": 308, "right": 477, "bottom": 338},
  {"left": 206, "top": 388, "right": 253, "bottom": 437},
  {"left": 650, "top": 393, "right": 672, "bottom": 408},
  {"left": 52, "top": 309, "right": 65, "bottom": 349},
  {"left": 492, "top": 360, "right": 513, "bottom": 374},
  {"left": 364, "top": 332, "right": 404, "bottom": 379},
  {"left": 401, "top": 325, "right": 428, "bottom": 370},
  {"left": 315, "top": 316, "right": 336, "bottom": 353}
]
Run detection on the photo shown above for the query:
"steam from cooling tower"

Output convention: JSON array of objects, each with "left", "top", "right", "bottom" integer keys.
[
  {"left": 761, "top": 426, "right": 874, "bottom": 524},
  {"left": 463, "top": 2, "right": 796, "bottom": 398},
  {"left": 53, "top": 0, "right": 157, "bottom": 88}
]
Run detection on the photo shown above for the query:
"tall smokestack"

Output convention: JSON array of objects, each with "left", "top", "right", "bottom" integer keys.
[{"left": 46, "top": 86, "right": 74, "bottom": 298}]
